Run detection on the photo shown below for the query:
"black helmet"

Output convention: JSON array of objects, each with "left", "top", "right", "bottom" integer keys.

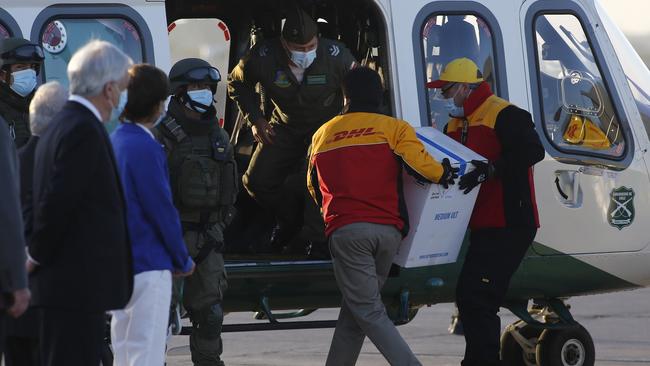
[
  {"left": 0, "top": 37, "right": 44, "bottom": 73},
  {"left": 168, "top": 58, "right": 220, "bottom": 95}
]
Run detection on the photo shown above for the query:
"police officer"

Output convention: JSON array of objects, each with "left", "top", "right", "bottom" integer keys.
[
  {"left": 0, "top": 37, "right": 44, "bottom": 148},
  {"left": 228, "top": 7, "right": 357, "bottom": 253},
  {"left": 427, "top": 58, "right": 545, "bottom": 366},
  {"left": 156, "top": 58, "right": 237, "bottom": 366}
]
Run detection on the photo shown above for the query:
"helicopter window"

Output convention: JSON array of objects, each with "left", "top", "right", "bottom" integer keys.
[
  {"left": 38, "top": 18, "right": 144, "bottom": 132},
  {"left": 422, "top": 14, "right": 496, "bottom": 131},
  {"left": 534, "top": 14, "right": 625, "bottom": 158},
  {"left": 595, "top": 2, "right": 650, "bottom": 142}
]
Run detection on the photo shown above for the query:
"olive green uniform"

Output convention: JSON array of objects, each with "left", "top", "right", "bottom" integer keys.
[
  {"left": 0, "top": 82, "right": 31, "bottom": 148},
  {"left": 157, "top": 98, "right": 236, "bottom": 366},
  {"left": 228, "top": 38, "right": 355, "bottom": 243}
]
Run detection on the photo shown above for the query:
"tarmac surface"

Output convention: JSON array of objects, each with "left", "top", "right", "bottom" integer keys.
[{"left": 166, "top": 287, "right": 650, "bottom": 365}]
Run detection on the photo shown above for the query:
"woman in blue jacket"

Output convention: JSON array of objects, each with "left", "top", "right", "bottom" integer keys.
[{"left": 110, "top": 64, "right": 194, "bottom": 366}]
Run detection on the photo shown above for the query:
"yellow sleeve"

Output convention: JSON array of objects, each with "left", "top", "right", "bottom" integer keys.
[
  {"left": 390, "top": 120, "right": 444, "bottom": 183},
  {"left": 306, "top": 135, "right": 321, "bottom": 206}
]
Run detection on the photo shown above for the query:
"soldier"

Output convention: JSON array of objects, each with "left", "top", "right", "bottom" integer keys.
[
  {"left": 156, "top": 58, "right": 237, "bottom": 366},
  {"left": 0, "top": 37, "right": 44, "bottom": 148},
  {"left": 228, "top": 7, "right": 357, "bottom": 254}
]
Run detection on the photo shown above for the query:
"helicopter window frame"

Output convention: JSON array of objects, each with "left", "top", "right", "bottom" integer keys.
[
  {"left": 524, "top": 1, "right": 634, "bottom": 169},
  {"left": 0, "top": 8, "right": 22, "bottom": 38},
  {"left": 412, "top": 1, "right": 508, "bottom": 129},
  {"left": 30, "top": 3, "right": 156, "bottom": 82}
]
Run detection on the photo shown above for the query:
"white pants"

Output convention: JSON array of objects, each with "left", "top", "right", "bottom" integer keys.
[{"left": 111, "top": 270, "right": 172, "bottom": 366}]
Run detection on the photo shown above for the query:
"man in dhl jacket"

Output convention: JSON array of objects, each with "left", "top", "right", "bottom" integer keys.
[
  {"left": 308, "top": 67, "right": 458, "bottom": 366},
  {"left": 428, "top": 58, "right": 545, "bottom": 366}
]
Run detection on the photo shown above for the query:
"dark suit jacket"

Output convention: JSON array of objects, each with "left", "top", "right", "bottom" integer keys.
[
  {"left": 18, "top": 135, "right": 38, "bottom": 243},
  {"left": 29, "top": 100, "right": 133, "bottom": 311}
]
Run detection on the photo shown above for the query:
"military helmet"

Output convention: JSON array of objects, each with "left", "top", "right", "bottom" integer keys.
[
  {"left": 168, "top": 58, "right": 221, "bottom": 95},
  {"left": 0, "top": 37, "right": 45, "bottom": 73}
]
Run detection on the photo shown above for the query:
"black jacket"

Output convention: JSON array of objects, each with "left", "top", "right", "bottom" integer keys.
[
  {"left": 18, "top": 135, "right": 38, "bottom": 243},
  {"left": 29, "top": 101, "right": 133, "bottom": 311}
]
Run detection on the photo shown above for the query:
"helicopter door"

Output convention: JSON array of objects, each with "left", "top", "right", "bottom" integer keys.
[
  {"left": 522, "top": 1, "right": 650, "bottom": 255},
  {"left": 168, "top": 18, "right": 231, "bottom": 127}
]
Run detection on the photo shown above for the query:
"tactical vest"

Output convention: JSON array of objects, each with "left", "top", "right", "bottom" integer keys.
[
  {"left": 158, "top": 116, "right": 238, "bottom": 224},
  {"left": 0, "top": 96, "right": 31, "bottom": 148}
]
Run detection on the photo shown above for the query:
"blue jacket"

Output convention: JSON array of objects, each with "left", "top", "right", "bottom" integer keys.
[{"left": 111, "top": 122, "right": 192, "bottom": 274}]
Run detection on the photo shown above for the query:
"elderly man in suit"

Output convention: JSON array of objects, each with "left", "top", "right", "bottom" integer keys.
[
  {"left": 0, "top": 94, "right": 30, "bottom": 355},
  {"left": 28, "top": 40, "right": 133, "bottom": 366},
  {"left": 3, "top": 81, "right": 68, "bottom": 366}
]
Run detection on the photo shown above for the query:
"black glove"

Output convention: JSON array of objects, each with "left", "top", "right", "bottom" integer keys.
[
  {"left": 459, "top": 160, "right": 494, "bottom": 194},
  {"left": 439, "top": 158, "right": 459, "bottom": 189}
]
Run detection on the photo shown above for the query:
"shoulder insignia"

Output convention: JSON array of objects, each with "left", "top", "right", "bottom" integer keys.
[
  {"left": 328, "top": 44, "right": 340, "bottom": 57},
  {"left": 162, "top": 116, "right": 187, "bottom": 143}
]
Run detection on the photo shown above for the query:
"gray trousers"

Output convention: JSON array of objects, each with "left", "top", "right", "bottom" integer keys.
[{"left": 326, "top": 223, "right": 421, "bottom": 366}]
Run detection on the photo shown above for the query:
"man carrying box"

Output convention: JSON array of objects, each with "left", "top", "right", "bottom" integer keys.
[
  {"left": 427, "top": 58, "right": 545, "bottom": 366},
  {"left": 308, "top": 67, "right": 458, "bottom": 366}
]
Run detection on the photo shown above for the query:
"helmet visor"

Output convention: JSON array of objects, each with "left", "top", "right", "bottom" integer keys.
[
  {"left": 1, "top": 44, "right": 45, "bottom": 63},
  {"left": 184, "top": 67, "right": 221, "bottom": 83}
]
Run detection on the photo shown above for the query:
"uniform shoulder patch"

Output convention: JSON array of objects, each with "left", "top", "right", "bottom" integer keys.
[{"left": 328, "top": 44, "right": 341, "bottom": 57}]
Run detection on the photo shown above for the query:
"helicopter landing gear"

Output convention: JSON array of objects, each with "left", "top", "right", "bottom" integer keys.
[{"left": 501, "top": 300, "right": 595, "bottom": 366}]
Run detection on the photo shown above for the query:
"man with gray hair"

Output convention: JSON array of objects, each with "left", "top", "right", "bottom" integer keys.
[
  {"left": 28, "top": 40, "right": 133, "bottom": 366},
  {"left": 3, "top": 81, "right": 68, "bottom": 366}
]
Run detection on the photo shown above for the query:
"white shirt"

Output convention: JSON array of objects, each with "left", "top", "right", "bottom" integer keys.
[{"left": 69, "top": 94, "right": 103, "bottom": 122}]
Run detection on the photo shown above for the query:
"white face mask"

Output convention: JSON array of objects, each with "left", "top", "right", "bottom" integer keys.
[
  {"left": 289, "top": 48, "right": 317, "bottom": 69},
  {"left": 10, "top": 69, "right": 37, "bottom": 97}
]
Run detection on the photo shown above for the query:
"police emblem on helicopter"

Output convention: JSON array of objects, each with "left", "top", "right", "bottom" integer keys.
[{"left": 608, "top": 187, "right": 635, "bottom": 230}]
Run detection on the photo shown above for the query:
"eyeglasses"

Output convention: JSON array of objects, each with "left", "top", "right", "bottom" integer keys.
[
  {"left": 1, "top": 44, "right": 45, "bottom": 62},
  {"left": 184, "top": 67, "right": 221, "bottom": 83},
  {"left": 441, "top": 82, "right": 456, "bottom": 94}
]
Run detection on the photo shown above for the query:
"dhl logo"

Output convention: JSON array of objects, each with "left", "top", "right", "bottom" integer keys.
[{"left": 326, "top": 127, "right": 380, "bottom": 143}]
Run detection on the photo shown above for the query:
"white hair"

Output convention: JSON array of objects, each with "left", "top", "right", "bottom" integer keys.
[
  {"left": 29, "top": 81, "right": 68, "bottom": 135},
  {"left": 67, "top": 40, "right": 133, "bottom": 97}
]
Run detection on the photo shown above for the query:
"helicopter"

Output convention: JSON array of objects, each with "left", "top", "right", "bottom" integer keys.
[{"left": 2, "top": 0, "right": 649, "bottom": 364}]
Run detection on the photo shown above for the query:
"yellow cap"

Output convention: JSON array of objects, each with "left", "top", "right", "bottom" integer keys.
[{"left": 426, "top": 58, "right": 483, "bottom": 88}]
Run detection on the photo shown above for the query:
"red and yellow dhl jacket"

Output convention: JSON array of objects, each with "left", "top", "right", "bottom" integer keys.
[
  {"left": 308, "top": 112, "right": 444, "bottom": 237},
  {"left": 445, "top": 82, "right": 544, "bottom": 229}
]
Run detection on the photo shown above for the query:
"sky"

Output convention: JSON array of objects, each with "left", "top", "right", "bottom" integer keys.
[
  {"left": 599, "top": 0, "right": 650, "bottom": 36},
  {"left": 599, "top": 0, "right": 650, "bottom": 66}
]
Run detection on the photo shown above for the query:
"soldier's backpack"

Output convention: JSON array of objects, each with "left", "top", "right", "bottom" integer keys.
[{"left": 158, "top": 116, "right": 238, "bottom": 217}]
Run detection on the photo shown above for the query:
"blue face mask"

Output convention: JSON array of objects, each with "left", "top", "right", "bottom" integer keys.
[
  {"left": 110, "top": 90, "right": 128, "bottom": 121},
  {"left": 445, "top": 100, "right": 465, "bottom": 117},
  {"left": 187, "top": 89, "right": 213, "bottom": 113},
  {"left": 444, "top": 85, "right": 467, "bottom": 117},
  {"left": 11, "top": 69, "right": 37, "bottom": 97},
  {"left": 290, "top": 48, "right": 317, "bottom": 69}
]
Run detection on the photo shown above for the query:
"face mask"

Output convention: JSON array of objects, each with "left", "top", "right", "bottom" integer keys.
[
  {"left": 445, "top": 100, "right": 465, "bottom": 117},
  {"left": 10, "top": 69, "right": 37, "bottom": 97},
  {"left": 187, "top": 89, "right": 213, "bottom": 113},
  {"left": 289, "top": 48, "right": 317, "bottom": 69},
  {"left": 444, "top": 85, "right": 466, "bottom": 117},
  {"left": 110, "top": 90, "right": 128, "bottom": 121}
]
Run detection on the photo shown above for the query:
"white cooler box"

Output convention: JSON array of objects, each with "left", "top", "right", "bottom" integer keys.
[{"left": 394, "top": 127, "right": 486, "bottom": 268}]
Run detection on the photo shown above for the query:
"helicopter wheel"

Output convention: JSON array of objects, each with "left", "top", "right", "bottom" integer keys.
[
  {"left": 500, "top": 322, "right": 542, "bottom": 366},
  {"left": 535, "top": 325, "right": 595, "bottom": 366}
]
